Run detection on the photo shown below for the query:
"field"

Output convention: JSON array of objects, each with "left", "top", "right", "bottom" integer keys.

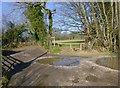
[
  {"left": 53, "top": 39, "right": 85, "bottom": 46},
  {"left": 54, "top": 39, "right": 85, "bottom": 43}
]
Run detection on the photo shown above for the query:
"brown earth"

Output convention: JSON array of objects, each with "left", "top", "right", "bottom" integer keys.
[{"left": 4, "top": 45, "right": 118, "bottom": 86}]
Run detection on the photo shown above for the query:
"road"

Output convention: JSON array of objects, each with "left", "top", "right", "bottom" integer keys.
[{"left": 2, "top": 45, "right": 118, "bottom": 86}]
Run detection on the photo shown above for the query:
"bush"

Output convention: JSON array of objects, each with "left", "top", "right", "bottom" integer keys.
[{"left": 1, "top": 71, "right": 9, "bottom": 88}]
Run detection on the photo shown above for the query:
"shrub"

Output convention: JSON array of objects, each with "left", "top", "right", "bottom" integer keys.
[{"left": 1, "top": 71, "right": 9, "bottom": 88}]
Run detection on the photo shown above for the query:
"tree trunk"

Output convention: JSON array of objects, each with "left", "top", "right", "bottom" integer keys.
[
  {"left": 96, "top": 2, "right": 107, "bottom": 50},
  {"left": 110, "top": 0, "right": 114, "bottom": 51},
  {"left": 90, "top": 2, "right": 99, "bottom": 38},
  {"left": 118, "top": 1, "right": 120, "bottom": 55},
  {"left": 77, "top": 2, "right": 91, "bottom": 49},
  {"left": 102, "top": 0, "right": 110, "bottom": 50}
]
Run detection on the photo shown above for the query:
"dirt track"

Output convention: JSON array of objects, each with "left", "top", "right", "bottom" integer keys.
[{"left": 4, "top": 46, "right": 118, "bottom": 86}]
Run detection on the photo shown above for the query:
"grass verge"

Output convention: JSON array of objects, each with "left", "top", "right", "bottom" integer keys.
[{"left": 49, "top": 46, "right": 61, "bottom": 53}]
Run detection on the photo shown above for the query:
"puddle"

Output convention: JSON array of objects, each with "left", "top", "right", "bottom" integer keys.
[
  {"left": 37, "top": 56, "right": 80, "bottom": 66},
  {"left": 96, "top": 57, "right": 118, "bottom": 70},
  {"left": 37, "top": 57, "right": 60, "bottom": 65}
]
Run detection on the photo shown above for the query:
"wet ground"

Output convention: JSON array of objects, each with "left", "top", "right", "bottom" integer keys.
[
  {"left": 37, "top": 56, "right": 80, "bottom": 66},
  {"left": 37, "top": 56, "right": 118, "bottom": 70},
  {"left": 96, "top": 57, "right": 118, "bottom": 70},
  {"left": 2, "top": 45, "right": 118, "bottom": 86},
  {"left": 8, "top": 59, "right": 118, "bottom": 86}
]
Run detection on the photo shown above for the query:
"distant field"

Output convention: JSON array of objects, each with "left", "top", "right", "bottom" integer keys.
[
  {"left": 54, "top": 39, "right": 85, "bottom": 43},
  {"left": 53, "top": 39, "right": 85, "bottom": 46}
]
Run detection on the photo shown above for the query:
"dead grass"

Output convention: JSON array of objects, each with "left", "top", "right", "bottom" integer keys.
[{"left": 59, "top": 46, "right": 116, "bottom": 58}]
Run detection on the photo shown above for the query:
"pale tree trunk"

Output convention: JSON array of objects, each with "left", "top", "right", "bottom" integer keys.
[
  {"left": 111, "top": 1, "right": 114, "bottom": 30},
  {"left": 90, "top": 1, "right": 101, "bottom": 50},
  {"left": 90, "top": 1, "right": 99, "bottom": 38},
  {"left": 113, "top": 4, "right": 116, "bottom": 52},
  {"left": 113, "top": 1, "right": 118, "bottom": 52},
  {"left": 90, "top": 2, "right": 103, "bottom": 49},
  {"left": 43, "top": 8, "right": 53, "bottom": 49},
  {"left": 81, "top": 2, "right": 91, "bottom": 49},
  {"left": 115, "top": 1, "right": 119, "bottom": 30},
  {"left": 96, "top": 1, "right": 107, "bottom": 50},
  {"left": 116, "top": 1, "right": 119, "bottom": 52},
  {"left": 110, "top": 0, "right": 114, "bottom": 51},
  {"left": 118, "top": 1, "right": 120, "bottom": 54},
  {"left": 102, "top": 0, "right": 110, "bottom": 50},
  {"left": 76, "top": 2, "right": 91, "bottom": 49}
]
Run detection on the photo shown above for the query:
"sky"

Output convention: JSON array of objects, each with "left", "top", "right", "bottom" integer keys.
[
  {"left": 2, "top": 2, "right": 58, "bottom": 28},
  {"left": 2, "top": 2, "right": 27, "bottom": 26},
  {"left": 1, "top": 2, "right": 80, "bottom": 33}
]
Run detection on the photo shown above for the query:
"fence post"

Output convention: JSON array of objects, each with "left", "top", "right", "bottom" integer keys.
[
  {"left": 79, "top": 44, "right": 82, "bottom": 50},
  {"left": 53, "top": 37, "right": 55, "bottom": 46},
  {"left": 70, "top": 43, "right": 73, "bottom": 51}
]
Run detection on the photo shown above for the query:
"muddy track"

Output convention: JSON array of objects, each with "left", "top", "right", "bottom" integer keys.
[{"left": 2, "top": 45, "right": 118, "bottom": 86}]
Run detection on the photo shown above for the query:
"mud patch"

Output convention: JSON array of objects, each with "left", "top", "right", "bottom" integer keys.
[
  {"left": 72, "top": 77, "right": 79, "bottom": 83},
  {"left": 96, "top": 57, "right": 118, "bottom": 70},
  {"left": 86, "top": 74, "right": 100, "bottom": 82}
]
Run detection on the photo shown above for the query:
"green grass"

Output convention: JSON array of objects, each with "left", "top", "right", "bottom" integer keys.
[
  {"left": 55, "top": 39, "right": 85, "bottom": 43},
  {"left": 53, "top": 39, "right": 85, "bottom": 46},
  {"left": 50, "top": 46, "right": 61, "bottom": 53},
  {"left": 57, "top": 42, "right": 85, "bottom": 45}
]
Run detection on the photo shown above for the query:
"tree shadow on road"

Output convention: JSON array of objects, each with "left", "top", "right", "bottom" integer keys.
[
  {"left": 2, "top": 50, "right": 48, "bottom": 82},
  {"left": 2, "top": 50, "right": 22, "bottom": 56}
]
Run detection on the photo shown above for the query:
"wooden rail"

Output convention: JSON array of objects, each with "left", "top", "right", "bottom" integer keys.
[
  {"left": 54, "top": 42, "right": 85, "bottom": 51},
  {"left": 51, "top": 39, "right": 85, "bottom": 50}
]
